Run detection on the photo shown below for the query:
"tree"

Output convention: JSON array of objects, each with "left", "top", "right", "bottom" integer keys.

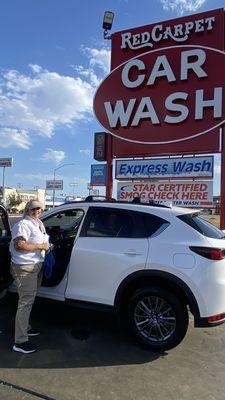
[{"left": 7, "top": 193, "right": 22, "bottom": 209}]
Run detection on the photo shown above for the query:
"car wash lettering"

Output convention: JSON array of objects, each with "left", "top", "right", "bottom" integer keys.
[
  {"left": 104, "top": 48, "right": 223, "bottom": 129},
  {"left": 120, "top": 17, "right": 215, "bottom": 50}
]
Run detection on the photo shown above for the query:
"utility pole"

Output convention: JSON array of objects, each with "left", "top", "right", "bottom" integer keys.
[
  {"left": 53, "top": 163, "right": 75, "bottom": 207},
  {"left": 2, "top": 166, "right": 5, "bottom": 205}
]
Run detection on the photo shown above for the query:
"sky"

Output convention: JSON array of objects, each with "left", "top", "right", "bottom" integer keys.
[{"left": 0, "top": 0, "right": 224, "bottom": 197}]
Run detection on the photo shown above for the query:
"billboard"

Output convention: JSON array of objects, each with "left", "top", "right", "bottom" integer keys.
[
  {"left": 117, "top": 180, "right": 213, "bottom": 207},
  {"left": 116, "top": 156, "right": 214, "bottom": 179},
  {"left": 0, "top": 158, "right": 13, "bottom": 167},
  {"left": 90, "top": 164, "right": 107, "bottom": 186},
  {"left": 46, "top": 180, "right": 63, "bottom": 190},
  {"left": 93, "top": 9, "right": 224, "bottom": 157},
  {"left": 94, "top": 132, "right": 107, "bottom": 161}
]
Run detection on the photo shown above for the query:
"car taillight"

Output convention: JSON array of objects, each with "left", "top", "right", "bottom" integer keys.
[
  {"left": 189, "top": 246, "right": 225, "bottom": 260},
  {"left": 208, "top": 313, "right": 225, "bottom": 323}
]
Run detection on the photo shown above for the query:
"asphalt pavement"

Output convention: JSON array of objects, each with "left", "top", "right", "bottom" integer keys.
[{"left": 1, "top": 292, "right": 225, "bottom": 400}]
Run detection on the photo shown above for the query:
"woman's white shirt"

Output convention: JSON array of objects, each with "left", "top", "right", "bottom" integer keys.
[{"left": 10, "top": 216, "right": 49, "bottom": 265}]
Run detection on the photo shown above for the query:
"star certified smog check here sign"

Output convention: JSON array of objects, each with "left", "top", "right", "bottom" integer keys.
[
  {"left": 93, "top": 9, "right": 225, "bottom": 146},
  {"left": 117, "top": 180, "right": 213, "bottom": 207}
]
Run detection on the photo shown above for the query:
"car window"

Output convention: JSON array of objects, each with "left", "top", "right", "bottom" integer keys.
[
  {"left": 82, "top": 208, "right": 169, "bottom": 238},
  {"left": 178, "top": 213, "right": 225, "bottom": 239},
  {"left": 43, "top": 209, "right": 84, "bottom": 236},
  {"left": 142, "top": 213, "right": 170, "bottom": 237},
  {"left": 85, "top": 209, "right": 134, "bottom": 237}
]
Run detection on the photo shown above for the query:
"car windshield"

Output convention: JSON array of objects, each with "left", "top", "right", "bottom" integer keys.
[{"left": 178, "top": 213, "right": 225, "bottom": 239}]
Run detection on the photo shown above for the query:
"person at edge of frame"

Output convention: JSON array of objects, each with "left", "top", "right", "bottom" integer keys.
[{"left": 9, "top": 199, "right": 49, "bottom": 354}]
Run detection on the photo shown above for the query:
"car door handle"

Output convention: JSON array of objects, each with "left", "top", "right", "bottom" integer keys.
[{"left": 124, "top": 249, "right": 143, "bottom": 256}]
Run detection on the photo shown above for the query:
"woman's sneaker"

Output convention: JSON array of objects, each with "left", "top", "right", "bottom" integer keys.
[
  {"left": 13, "top": 341, "right": 37, "bottom": 354},
  {"left": 28, "top": 328, "right": 40, "bottom": 336}
]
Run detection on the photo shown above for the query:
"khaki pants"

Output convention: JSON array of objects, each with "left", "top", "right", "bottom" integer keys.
[{"left": 10, "top": 262, "right": 43, "bottom": 344}]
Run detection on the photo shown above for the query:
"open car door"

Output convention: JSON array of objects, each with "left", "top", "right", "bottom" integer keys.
[{"left": 0, "top": 203, "right": 13, "bottom": 294}]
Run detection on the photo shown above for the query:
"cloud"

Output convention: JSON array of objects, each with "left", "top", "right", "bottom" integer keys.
[
  {"left": 79, "top": 149, "right": 91, "bottom": 156},
  {"left": 41, "top": 148, "right": 66, "bottom": 164},
  {"left": 72, "top": 45, "right": 110, "bottom": 88},
  {"left": 0, "top": 67, "right": 93, "bottom": 139},
  {"left": 29, "top": 64, "right": 42, "bottom": 74},
  {"left": 14, "top": 173, "right": 52, "bottom": 181},
  {"left": 160, "top": 0, "right": 205, "bottom": 15},
  {"left": 0, "top": 128, "right": 31, "bottom": 149},
  {"left": 14, "top": 171, "right": 83, "bottom": 182},
  {"left": 80, "top": 46, "right": 110, "bottom": 74},
  {"left": 0, "top": 45, "right": 110, "bottom": 149},
  {"left": 69, "top": 177, "right": 88, "bottom": 184}
]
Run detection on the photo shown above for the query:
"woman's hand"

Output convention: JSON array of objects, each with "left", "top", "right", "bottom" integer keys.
[{"left": 40, "top": 242, "right": 50, "bottom": 251}]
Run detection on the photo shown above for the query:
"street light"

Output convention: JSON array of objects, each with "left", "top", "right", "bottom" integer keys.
[
  {"left": 103, "top": 11, "right": 114, "bottom": 39},
  {"left": 53, "top": 163, "right": 75, "bottom": 207}
]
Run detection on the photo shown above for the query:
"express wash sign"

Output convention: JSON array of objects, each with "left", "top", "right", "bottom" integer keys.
[{"left": 116, "top": 156, "right": 213, "bottom": 179}]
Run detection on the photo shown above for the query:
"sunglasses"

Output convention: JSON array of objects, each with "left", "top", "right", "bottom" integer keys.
[{"left": 30, "top": 208, "right": 41, "bottom": 212}]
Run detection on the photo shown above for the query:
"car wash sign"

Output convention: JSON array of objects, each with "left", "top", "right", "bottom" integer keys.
[
  {"left": 117, "top": 181, "right": 213, "bottom": 207},
  {"left": 94, "top": 9, "right": 225, "bottom": 146},
  {"left": 116, "top": 156, "right": 213, "bottom": 179}
]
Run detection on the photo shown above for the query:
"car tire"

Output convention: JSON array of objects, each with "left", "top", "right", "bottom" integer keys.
[{"left": 128, "top": 287, "right": 189, "bottom": 352}]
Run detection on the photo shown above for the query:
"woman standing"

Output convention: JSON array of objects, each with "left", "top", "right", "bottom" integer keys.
[{"left": 10, "top": 200, "right": 49, "bottom": 354}]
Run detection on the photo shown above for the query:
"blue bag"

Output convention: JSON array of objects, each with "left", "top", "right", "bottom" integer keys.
[{"left": 43, "top": 250, "right": 55, "bottom": 278}]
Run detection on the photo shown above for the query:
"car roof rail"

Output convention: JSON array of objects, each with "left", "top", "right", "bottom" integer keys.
[
  {"left": 59, "top": 197, "right": 172, "bottom": 208},
  {"left": 59, "top": 196, "right": 116, "bottom": 206},
  {"left": 84, "top": 196, "right": 171, "bottom": 208},
  {"left": 85, "top": 195, "right": 117, "bottom": 202},
  {"left": 131, "top": 197, "right": 172, "bottom": 208}
]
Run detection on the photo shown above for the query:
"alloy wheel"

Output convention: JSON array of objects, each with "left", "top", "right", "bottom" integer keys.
[{"left": 134, "top": 295, "right": 176, "bottom": 342}]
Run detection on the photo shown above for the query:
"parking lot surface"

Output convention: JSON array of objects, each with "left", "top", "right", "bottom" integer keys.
[{"left": 0, "top": 293, "right": 225, "bottom": 400}]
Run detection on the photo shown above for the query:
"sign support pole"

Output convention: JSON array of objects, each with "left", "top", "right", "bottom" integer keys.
[
  {"left": 220, "top": 125, "right": 225, "bottom": 229},
  {"left": 106, "top": 133, "right": 113, "bottom": 198},
  {"left": 53, "top": 169, "right": 56, "bottom": 208},
  {"left": 2, "top": 166, "right": 5, "bottom": 205}
]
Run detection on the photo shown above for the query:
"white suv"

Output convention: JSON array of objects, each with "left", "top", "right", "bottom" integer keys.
[{"left": 1, "top": 199, "right": 225, "bottom": 351}]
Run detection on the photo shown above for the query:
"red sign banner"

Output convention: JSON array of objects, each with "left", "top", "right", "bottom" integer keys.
[{"left": 112, "top": 129, "right": 220, "bottom": 156}]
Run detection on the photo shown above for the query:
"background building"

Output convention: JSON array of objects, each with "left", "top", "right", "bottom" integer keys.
[{"left": 0, "top": 187, "right": 45, "bottom": 212}]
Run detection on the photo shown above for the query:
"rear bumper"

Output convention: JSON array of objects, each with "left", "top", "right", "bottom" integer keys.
[{"left": 195, "top": 315, "right": 225, "bottom": 328}]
